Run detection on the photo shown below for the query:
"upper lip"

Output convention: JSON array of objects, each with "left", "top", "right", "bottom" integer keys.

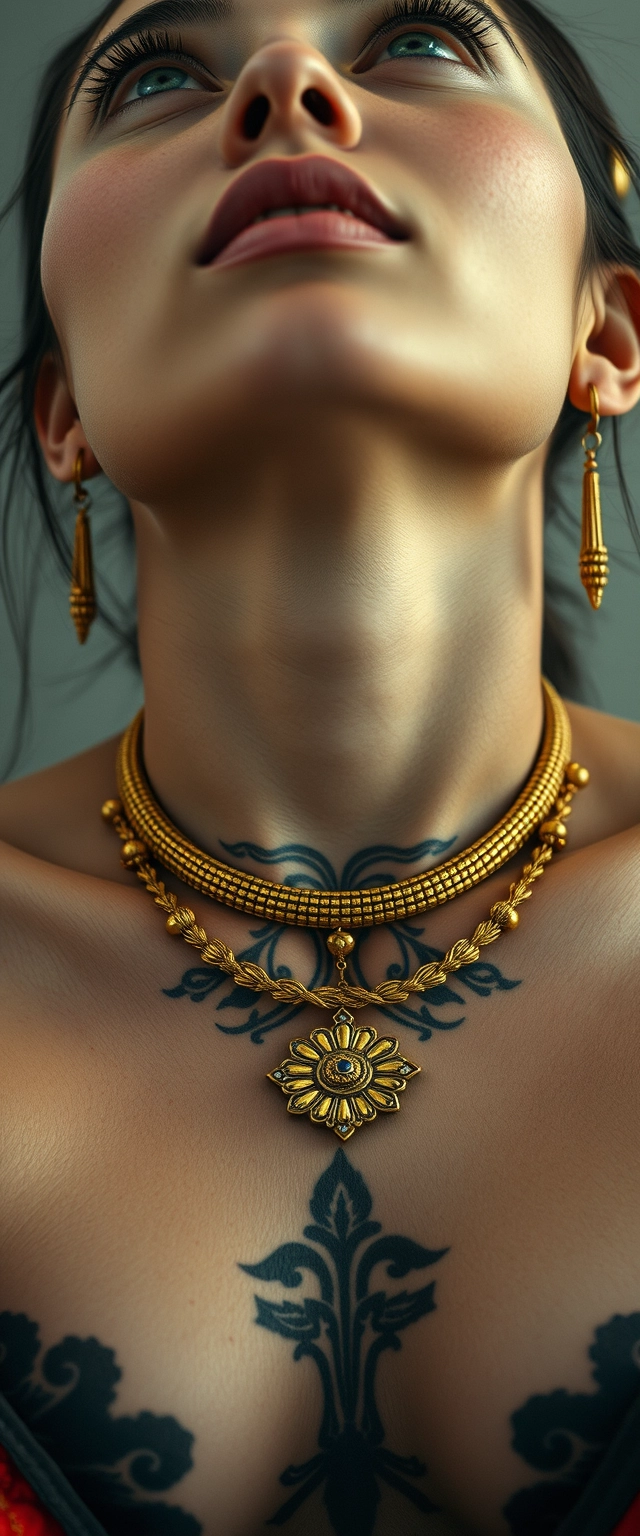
[{"left": 196, "top": 155, "right": 408, "bottom": 264}]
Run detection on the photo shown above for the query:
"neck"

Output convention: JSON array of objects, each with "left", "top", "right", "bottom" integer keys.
[{"left": 133, "top": 418, "right": 546, "bottom": 879}]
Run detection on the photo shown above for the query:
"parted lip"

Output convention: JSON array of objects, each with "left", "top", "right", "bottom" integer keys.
[{"left": 196, "top": 155, "right": 409, "bottom": 265}]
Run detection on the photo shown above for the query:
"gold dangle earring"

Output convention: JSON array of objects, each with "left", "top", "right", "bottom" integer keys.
[
  {"left": 579, "top": 384, "right": 609, "bottom": 610},
  {"left": 69, "top": 449, "right": 96, "bottom": 643}
]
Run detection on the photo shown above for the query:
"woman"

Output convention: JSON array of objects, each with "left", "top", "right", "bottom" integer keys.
[{"left": 0, "top": 0, "right": 640, "bottom": 1530}]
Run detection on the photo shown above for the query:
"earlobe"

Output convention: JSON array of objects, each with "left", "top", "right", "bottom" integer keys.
[
  {"left": 568, "top": 267, "right": 640, "bottom": 417},
  {"left": 34, "top": 353, "right": 101, "bottom": 482}
]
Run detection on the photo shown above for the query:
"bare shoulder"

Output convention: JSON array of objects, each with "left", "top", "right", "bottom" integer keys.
[
  {"left": 566, "top": 698, "right": 640, "bottom": 849},
  {"left": 0, "top": 735, "right": 126, "bottom": 883}
]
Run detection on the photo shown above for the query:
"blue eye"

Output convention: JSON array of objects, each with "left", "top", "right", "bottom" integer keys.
[
  {"left": 385, "top": 31, "right": 459, "bottom": 59},
  {"left": 134, "top": 65, "right": 195, "bottom": 96}
]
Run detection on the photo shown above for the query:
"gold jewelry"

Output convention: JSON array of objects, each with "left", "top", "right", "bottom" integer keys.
[
  {"left": 579, "top": 385, "right": 609, "bottom": 611},
  {"left": 267, "top": 1012, "right": 421, "bottom": 1140},
  {"left": 611, "top": 149, "right": 631, "bottom": 200},
  {"left": 102, "top": 756, "right": 589, "bottom": 1138},
  {"left": 116, "top": 679, "right": 570, "bottom": 929},
  {"left": 69, "top": 450, "right": 96, "bottom": 644}
]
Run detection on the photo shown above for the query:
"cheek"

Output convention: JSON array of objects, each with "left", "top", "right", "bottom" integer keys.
[
  {"left": 41, "top": 144, "right": 182, "bottom": 373},
  {"left": 394, "top": 96, "right": 585, "bottom": 315},
  {"left": 401, "top": 97, "right": 585, "bottom": 431},
  {"left": 462, "top": 108, "right": 583, "bottom": 276}
]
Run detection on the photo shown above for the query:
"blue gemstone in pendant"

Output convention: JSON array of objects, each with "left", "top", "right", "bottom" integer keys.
[{"left": 337, "top": 1059, "right": 353, "bottom": 1073}]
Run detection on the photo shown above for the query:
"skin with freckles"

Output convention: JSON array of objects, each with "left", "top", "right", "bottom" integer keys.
[{"left": 2, "top": 0, "right": 640, "bottom": 1531}]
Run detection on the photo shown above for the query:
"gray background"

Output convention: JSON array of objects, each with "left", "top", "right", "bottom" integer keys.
[{"left": 1, "top": 0, "right": 639, "bottom": 779}]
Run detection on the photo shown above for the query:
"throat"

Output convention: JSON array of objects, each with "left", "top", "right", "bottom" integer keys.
[{"left": 134, "top": 426, "right": 545, "bottom": 879}]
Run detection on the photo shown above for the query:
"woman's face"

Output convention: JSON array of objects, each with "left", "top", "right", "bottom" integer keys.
[{"left": 42, "top": 0, "right": 588, "bottom": 504}]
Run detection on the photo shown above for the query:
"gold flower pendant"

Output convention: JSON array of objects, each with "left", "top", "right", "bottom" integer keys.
[{"left": 267, "top": 1007, "right": 420, "bottom": 1139}]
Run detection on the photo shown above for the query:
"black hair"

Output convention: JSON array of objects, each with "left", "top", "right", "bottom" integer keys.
[
  {"left": 1, "top": 0, "right": 639, "bottom": 775},
  {"left": 0, "top": 1, "right": 137, "bottom": 777}
]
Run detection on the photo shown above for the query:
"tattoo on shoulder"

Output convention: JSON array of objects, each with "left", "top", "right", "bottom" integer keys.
[
  {"left": 0, "top": 1311, "right": 201, "bottom": 1534},
  {"left": 240, "top": 1147, "right": 449, "bottom": 1532},
  {"left": 163, "top": 837, "right": 521, "bottom": 1045},
  {"left": 504, "top": 1311, "right": 640, "bottom": 1533}
]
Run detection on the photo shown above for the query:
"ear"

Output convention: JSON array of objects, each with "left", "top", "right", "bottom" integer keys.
[
  {"left": 34, "top": 353, "right": 102, "bottom": 481},
  {"left": 568, "top": 268, "right": 640, "bottom": 417}
]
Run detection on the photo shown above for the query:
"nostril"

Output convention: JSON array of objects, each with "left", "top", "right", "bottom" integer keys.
[
  {"left": 301, "top": 88, "right": 335, "bottom": 127},
  {"left": 242, "top": 94, "right": 270, "bottom": 140}
]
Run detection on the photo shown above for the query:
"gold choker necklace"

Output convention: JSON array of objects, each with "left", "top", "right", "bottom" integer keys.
[
  {"left": 104, "top": 682, "right": 588, "bottom": 1141},
  {"left": 116, "top": 678, "right": 570, "bottom": 929}
]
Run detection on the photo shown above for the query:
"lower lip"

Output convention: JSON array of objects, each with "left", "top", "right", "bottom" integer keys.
[{"left": 208, "top": 210, "right": 398, "bottom": 271}]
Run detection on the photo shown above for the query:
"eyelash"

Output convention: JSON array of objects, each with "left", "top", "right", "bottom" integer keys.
[
  {"left": 367, "top": 0, "right": 495, "bottom": 64},
  {"left": 82, "top": 0, "right": 496, "bottom": 124},
  {"left": 82, "top": 30, "right": 211, "bottom": 121}
]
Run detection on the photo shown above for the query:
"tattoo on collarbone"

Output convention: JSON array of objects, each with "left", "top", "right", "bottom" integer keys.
[
  {"left": 240, "top": 1148, "right": 449, "bottom": 1533},
  {"left": 504, "top": 1312, "right": 640, "bottom": 1534},
  {"left": 163, "top": 837, "right": 521, "bottom": 1045},
  {"left": 0, "top": 1312, "right": 201, "bottom": 1535}
]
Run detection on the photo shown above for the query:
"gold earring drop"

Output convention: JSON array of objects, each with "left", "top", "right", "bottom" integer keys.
[
  {"left": 69, "top": 449, "right": 96, "bottom": 644},
  {"left": 610, "top": 149, "right": 631, "bottom": 200},
  {"left": 579, "top": 384, "right": 609, "bottom": 610}
]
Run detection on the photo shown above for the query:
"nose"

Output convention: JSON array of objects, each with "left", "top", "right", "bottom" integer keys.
[{"left": 219, "top": 40, "right": 362, "bottom": 167}]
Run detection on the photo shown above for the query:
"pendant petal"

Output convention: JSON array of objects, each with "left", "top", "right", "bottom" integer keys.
[
  {"left": 355, "top": 1095, "right": 377, "bottom": 1120},
  {"left": 311, "top": 1030, "right": 336, "bottom": 1055},
  {"left": 288, "top": 1089, "right": 322, "bottom": 1113},
  {"left": 367, "top": 1086, "right": 401, "bottom": 1111},
  {"left": 310, "top": 1096, "right": 333, "bottom": 1121},
  {"left": 353, "top": 1028, "right": 376, "bottom": 1051},
  {"left": 366, "top": 1037, "right": 398, "bottom": 1061},
  {"left": 291, "top": 1040, "right": 321, "bottom": 1061}
]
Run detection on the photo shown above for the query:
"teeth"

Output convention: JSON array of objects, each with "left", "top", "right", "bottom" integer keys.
[
  {"left": 265, "top": 205, "right": 298, "bottom": 220},
  {"left": 251, "top": 203, "right": 356, "bottom": 225}
]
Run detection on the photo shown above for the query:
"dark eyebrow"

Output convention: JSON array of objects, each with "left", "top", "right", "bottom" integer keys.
[{"left": 68, "top": 0, "right": 232, "bottom": 112}]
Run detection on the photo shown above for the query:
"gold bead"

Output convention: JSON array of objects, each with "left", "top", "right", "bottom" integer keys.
[
  {"left": 121, "top": 838, "right": 147, "bottom": 867},
  {"left": 166, "top": 907, "right": 195, "bottom": 934},
  {"left": 101, "top": 798, "right": 122, "bottom": 822},
  {"left": 566, "top": 762, "right": 590, "bottom": 789},
  {"left": 326, "top": 930, "right": 356, "bottom": 959},
  {"left": 539, "top": 818, "right": 567, "bottom": 848},
  {"left": 490, "top": 900, "right": 520, "bottom": 930}
]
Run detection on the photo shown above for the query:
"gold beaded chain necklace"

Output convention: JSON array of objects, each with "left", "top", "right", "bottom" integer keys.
[{"left": 104, "top": 678, "right": 588, "bottom": 1140}]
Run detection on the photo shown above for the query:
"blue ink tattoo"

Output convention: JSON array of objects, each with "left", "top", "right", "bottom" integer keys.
[
  {"left": 0, "top": 1312, "right": 201, "bottom": 1534},
  {"left": 504, "top": 1312, "right": 640, "bottom": 1533},
  {"left": 163, "top": 836, "right": 521, "bottom": 1044},
  {"left": 240, "top": 1149, "right": 449, "bottom": 1532}
]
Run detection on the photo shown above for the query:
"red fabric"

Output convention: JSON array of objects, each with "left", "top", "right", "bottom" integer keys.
[
  {"left": 0, "top": 1444, "right": 65, "bottom": 1536},
  {"left": 3, "top": 1436, "right": 640, "bottom": 1536},
  {"left": 613, "top": 1492, "right": 640, "bottom": 1534}
]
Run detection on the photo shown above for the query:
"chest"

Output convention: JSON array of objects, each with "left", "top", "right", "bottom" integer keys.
[{"left": 1, "top": 884, "right": 640, "bottom": 1536}]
